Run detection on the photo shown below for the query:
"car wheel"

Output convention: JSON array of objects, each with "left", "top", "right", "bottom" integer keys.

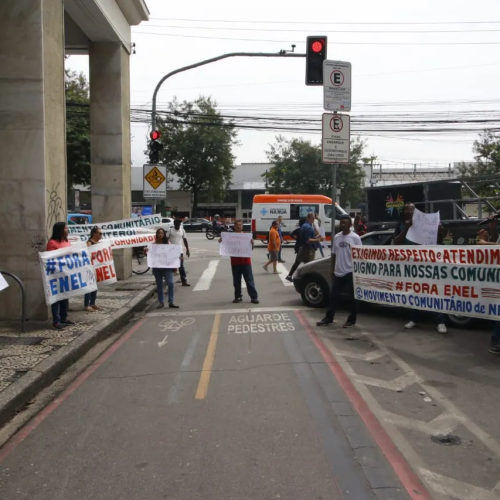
[
  {"left": 300, "top": 275, "right": 329, "bottom": 308},
  {"left": 447, "top": 314, "right": 475, "bottom": 329}
]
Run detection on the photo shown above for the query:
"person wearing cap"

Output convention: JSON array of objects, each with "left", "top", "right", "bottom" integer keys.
[{"left": 317, "top": 214, "right": 361, "bottom": 328}]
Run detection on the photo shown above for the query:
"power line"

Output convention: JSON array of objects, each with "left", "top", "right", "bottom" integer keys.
[
  {"left": 132, "top": 31, "right": 500, "bottom": 45},
  {"left": 142, "top": 24, "right": 500, "bottom": 33},
  {"left": 149, "top": 17, "right": 500, "bottom": 25}
]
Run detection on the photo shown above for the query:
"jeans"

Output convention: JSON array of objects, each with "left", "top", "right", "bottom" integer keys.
[
  {"left": 492, "top": 322, "right": 500, "bottom": 346},
  {"left": 51, "top": 299, "right": 69, "bottom": 325},
  {"left": 179, "top": 254, "right": 187, "bottom": 283},
  {"left": 232, "top": 264, "right": 258, "bottom": 300},
  {"left": 410, "top": 310, "right": 447, "bottom": 324},
  {"left": 153, "top": 268, "right": 174, "bottom": 305},
  {"left": 325, "top": 273, "right": 358, "bottom": 323},
  {"left": 84, "top": 291, "right": 97, "bottom": 307},
  {"left": 318, "top": 246, "right": 325, "bottom": 258},
  {"left": 288, "top": 254, "right": 301, "bottom": 278}
]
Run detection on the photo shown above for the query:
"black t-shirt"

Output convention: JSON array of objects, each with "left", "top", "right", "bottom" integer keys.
[{"left": 393, "top": 221, "right": 418, "bottom": 245}]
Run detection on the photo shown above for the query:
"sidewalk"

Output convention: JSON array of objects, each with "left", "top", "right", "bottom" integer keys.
[{"left": 0, "top": 274, "right": 155, "bottom": 426}]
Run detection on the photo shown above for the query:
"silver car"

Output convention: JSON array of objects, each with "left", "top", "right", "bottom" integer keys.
[{"left": 292, "top": 230, "right": 475, "bottom": 329}]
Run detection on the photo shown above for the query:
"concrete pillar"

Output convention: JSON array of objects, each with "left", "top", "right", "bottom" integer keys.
[
  {"left": 89, "top": 42, "right": 132, "bottom": 279},
  {"left": 0, "top": 0, "right": 66, "bottom": 320}
]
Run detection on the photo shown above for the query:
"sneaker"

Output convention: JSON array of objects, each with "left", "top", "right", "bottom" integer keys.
[
  {"left": 91, "top": 305, "right": 101, "bottom": 311},
  {"left": 61, "top": 319, "right": 75, "bottom": 325},
  {"left": 316, "top": 318, "right": 332, "bottom": 326},
  {"left": 182, "top": 282, "right": 191, "bottom": 287},
  {"left": 263, "top": 265, "right": 269, "bottom": 273},
  {"left": 279, "top": 260, "right": 286, "bottom": 263},
  {"left": 53, "top": 323, "right": 65, "bottom": 330},
  {"left": 251, "top": 298, "right": 260, "bottom": 304},
  {"left": 404, "top": 321, "right": 417, "bottom": 329},
  {"left": 285, "top": 276, "right": 293, "bottom": 282},
  {"left": 343, "top": 321, "right": 356, "bottom": 328},
  {"left": 489, "top": 345, "right": 500, "bottom": 355},
  {"left": 169, "top": 304, "right": 179, "bottom": 309},
  {"left": 85, "top": 306, "right": 94, "bottom": 312},
  {"left": 437, "top": 323, "right": 447, "bottom": 334},
  {"left": 233, "top": 297, "right": 243, "bottom": 303}
]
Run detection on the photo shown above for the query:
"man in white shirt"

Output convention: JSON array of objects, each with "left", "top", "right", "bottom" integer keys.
[
  {"left": 317, "top": 214, "right": 361, "bottom": 328},
  {"left": 167, "top": 219, "right": 191, "bottom": 286}
]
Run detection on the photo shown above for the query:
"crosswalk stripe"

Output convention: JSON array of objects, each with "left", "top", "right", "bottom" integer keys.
[
  {"left": 276, "top": 263, "right": 294, "bottom": 287},
  {"left": 193, "top": 260, "right": 220, "bottom": 291}
]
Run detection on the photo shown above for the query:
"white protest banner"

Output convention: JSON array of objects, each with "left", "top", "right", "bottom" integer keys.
[
  {"left": 220, "top": 232, "right": 253, "bottom": 258},
  {"left": 89, "top": 241, "right": 117, "bottom": 284},
  {"left": 39, "top": 246, "right": 97, "bottom": 306},
  {"left": 68, "top": 215, "right": 162, "bottom": 249},
  {"left": 351, "top": 245, "right": 500, "bottom": 321},
  {"left": 0, "top": 272, "right": 9, "bottom": 292},
  {"left": 407, "top": 208, "right": 440, "bottom": 245},
  {"left": 147, "top": 244, "right": 182, "bottom": 269}
]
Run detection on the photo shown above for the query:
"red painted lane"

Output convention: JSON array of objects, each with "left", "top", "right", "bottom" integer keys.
[
  {"left": 295, "top": 310, "right": 432, "bottom": 500},
  {"left": 0, "top": 318, "right": 146, "bottom": 464}
]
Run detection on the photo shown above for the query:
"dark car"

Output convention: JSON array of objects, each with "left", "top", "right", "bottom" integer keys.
[
  {"left": 182, "top": 218, "right": 211, "bottom": 232},
  {"left": 292, "top": 230, "right": 474, "bottom": 328}
]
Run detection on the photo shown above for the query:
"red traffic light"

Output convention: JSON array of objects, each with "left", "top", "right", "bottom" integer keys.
[
  {"left": 311, "top": 41, "right": 323, "bottom": 53},
  {"left": 150, "top": 130, "right": 161, "bottom": 141}
]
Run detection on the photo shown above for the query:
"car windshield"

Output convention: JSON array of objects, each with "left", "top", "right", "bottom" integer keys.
[{"left": 324, "top": 205, "right": 347, "bottom": 220}]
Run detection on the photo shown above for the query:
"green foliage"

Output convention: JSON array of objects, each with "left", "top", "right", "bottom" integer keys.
[
  {"left": 65, "top": 69, "right": 90, "bottom": 189},
  {"left": 264, "top": 136, "right": 367, "bottom": 207},
  {"left": 458, "top": 131, "right": 500, "bottom": 202},
  {"left": 156, "top": 96, "right": 237, "bottom": 213}
]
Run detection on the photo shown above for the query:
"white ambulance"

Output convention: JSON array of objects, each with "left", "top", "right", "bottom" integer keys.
[{"left": 251, "top": 194, "right": 348, "bottom": 243}]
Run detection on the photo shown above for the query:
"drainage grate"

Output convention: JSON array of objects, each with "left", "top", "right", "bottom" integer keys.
[{"left": 431, "top": 434, "right": 461, "bottom": 446}]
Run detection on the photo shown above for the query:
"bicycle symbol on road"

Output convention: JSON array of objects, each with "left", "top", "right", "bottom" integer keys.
[{"left": 159, "top": 318, "right": 195, "bottom": 332}]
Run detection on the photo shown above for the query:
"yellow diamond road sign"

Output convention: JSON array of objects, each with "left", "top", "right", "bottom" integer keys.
[
  {"left": 143, "top": 164, "right": 167, "bottom": 199},
  {"left": 145, "top": 167, "right": 165, "bottom": 189}
]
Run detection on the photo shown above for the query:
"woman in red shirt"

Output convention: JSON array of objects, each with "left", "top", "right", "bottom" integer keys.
[{"left": 46, "top": 222, "right": 75, "bottom": 329}]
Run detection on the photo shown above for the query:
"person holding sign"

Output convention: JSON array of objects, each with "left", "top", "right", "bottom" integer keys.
[
  {"left": 149, "top": 228, "right": 179, "bottom": 309},
  {"left": 393, "top": 203, "right": 447, "bottom": 334},
  {"left": 220, "top": 219, "right": 259, "bottom": 304},
  {"left": 84, "top": 226, "right": 102, "bottom": 312},
  {"left": 46, "top": 222, "right": 76, "bottom": 329}
]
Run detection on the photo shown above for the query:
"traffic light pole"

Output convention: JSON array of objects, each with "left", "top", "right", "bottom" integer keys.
[
  {"left": 331, "top": 164, "right": 337, "bottom": 243},
  {"left": 151, "top": 51, "right": 306, "bottom": 131}
]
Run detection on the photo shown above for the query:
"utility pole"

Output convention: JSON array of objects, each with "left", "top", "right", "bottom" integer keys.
[{"left": 331, "top": 164, "right": 337, "bottom": 242}]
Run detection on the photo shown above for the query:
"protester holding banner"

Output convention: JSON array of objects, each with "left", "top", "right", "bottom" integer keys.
[
  {"left": 477, "top": 229, "right": 500, "bottom": 354},
  {"left": 46, "top": 222, "right": 76, "bottom": 329},
  {"left": 167, "top": 219, "right": 191, "bottom": 287},
  {"left": 220, "top": 219, "right": 259, "bottom": 304},
  {"left": 150, "top": 228, "right": 179, "bottom": 309},
  {"left": 84, "top": 226, "right": 102, "bottom": 312},
  {"left": 392, "top": 202, "right": 447, "bottom": 333}
]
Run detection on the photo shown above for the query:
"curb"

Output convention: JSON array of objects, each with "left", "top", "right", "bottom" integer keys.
[{"left": 0, "top": 284, "right": 155, "bottom": 428}]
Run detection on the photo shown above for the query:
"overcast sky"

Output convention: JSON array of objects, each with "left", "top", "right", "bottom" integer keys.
[{"left": 66, "top": 0, "right": 500, "bottom": 175}]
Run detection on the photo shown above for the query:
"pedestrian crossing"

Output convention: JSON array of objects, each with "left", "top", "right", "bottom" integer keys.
[{"left": 190, "top": 259, "right": 296, "bottom": 292}]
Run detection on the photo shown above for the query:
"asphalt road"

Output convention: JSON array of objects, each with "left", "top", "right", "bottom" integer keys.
[{"left": 0, "top": 234, "right": 498, "bottom": 500}]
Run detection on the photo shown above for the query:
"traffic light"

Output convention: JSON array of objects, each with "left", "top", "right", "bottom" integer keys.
[
  {"left": 148, "top": 130, "right": 163, "bottom": 164},
  {"left": 305, "top": 36, "right": 327, "bottom": 86}
]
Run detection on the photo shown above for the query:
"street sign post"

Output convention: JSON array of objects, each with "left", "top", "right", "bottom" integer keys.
[
  {"left": 143, "top": 164, "right": 167, "bottom": 199},
  {"left": 323, "top": 60, "right": 352, "bottom": 112},
  {"left": 321, "top": 113, "right": 351, "bottom": 164}
]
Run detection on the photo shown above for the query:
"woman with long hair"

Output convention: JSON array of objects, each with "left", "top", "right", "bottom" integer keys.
[
  {"left": 84, "top": 226, "right": 102, "bottom": 312},
  {"left": 46, "top": 222, "right": 76, "bottom": 329},
  {"left": 151, "top": 228, "right": 179, "bottom": 309}
]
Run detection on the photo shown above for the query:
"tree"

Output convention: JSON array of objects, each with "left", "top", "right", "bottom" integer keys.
[
  {"left": 458, "top": 131, "right": 500, "bottom": 202},
  {"left": 156, "top": 96, "right": 237, "bottom": 214},
  {"left": 65, "top": 69, "right": 91, "bottom": 190},
  {"left": 263, "top": 136, "right": 367, "bottom": 207}
]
